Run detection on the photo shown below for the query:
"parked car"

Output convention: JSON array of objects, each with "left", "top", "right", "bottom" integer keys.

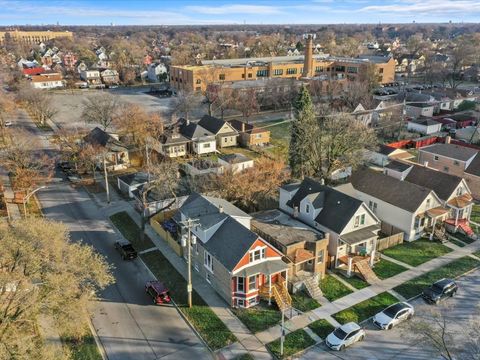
[
  {"left": 373, "top": 302, "right": 414, "bottom": 330},
  {"left": 326, "top": 322, "right": 365, "bottom": 351},
  {"left": 4, "top": 121, "right": 12, "bottom": 127},
  {"left": 145, "top": 280, "right": 171, "bottom": 305},
  {"left": 422, "top": 278, "right": 458, "bottom": 304},
  {"left": 114, "top": 241, "right": 138, "bottom": 260}
]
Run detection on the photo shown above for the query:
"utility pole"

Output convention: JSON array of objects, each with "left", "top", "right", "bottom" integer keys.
[
  {"left": 103, "top": 156, "right": 110, "bottom": 204},
  {"left": 181, "top": 218, "right": 199, "bottom": 308},
  {"left": 280, "top": 308, "right": 285, "bottom": 356}
]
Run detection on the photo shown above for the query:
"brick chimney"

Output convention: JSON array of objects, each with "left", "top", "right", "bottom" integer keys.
[{"left": 302, "top": 34, "right": 315, "bottom": 78}]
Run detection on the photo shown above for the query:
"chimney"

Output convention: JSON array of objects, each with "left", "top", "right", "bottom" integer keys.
[
  {"left": 303, "top": 34, "right": 315, "bottom": 78},
  {"left": 445, "top": 135, "right": 451, "bottom": 144},
  {"left": 241, "top": 122, "right": 245, "bottom": 133},
  {"left": 423, "top": 161, "right": 429, "bottom": 167},
  {"left": 293, "top": 206, "right": 299, "bottom": 218},
  {"left": 219, "top": 205, "right": 224, "bottom": 213}
]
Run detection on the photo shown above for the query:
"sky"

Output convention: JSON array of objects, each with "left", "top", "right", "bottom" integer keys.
[{"left": 1, "top": 0, "right": 479, "bottom": 26}]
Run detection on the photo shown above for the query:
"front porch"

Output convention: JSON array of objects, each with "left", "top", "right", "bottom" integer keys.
[{"left": 444, "top": 193, "right": 474, "bottom": 236}]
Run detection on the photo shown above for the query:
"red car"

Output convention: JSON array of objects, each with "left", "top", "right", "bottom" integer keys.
[{"left": 145, "top": 280, "right": 171, "bottom": 305}]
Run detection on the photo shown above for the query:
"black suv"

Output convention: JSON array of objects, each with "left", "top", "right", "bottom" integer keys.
[
  {"left": 422, "top": 278, "right": 458, "bottom": 304},
  {"left": 114, "top": 241, "right": 138, "bottom": 260}
]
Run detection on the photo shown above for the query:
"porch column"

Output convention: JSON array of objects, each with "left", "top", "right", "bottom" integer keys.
[
  {"left": 455, "top": 209, "right": 459, "bottom": 226},
  {"left": 284, "top": 271, "right": 288, "bottom": 287},
  {"left": 268, "top": 274, "right": 272, "bottom": 305},
  {"left": 468, "top": 204, "right": 472, "bottom": 222},
  {"left": 370, "top": 249, "right": 375, "bottom": 267},
  {"left": 347, "top": 257, "right": 353, "bottom": 277},
  {"left": 430, "top": 217, "right": 437, "bottom": 241}
]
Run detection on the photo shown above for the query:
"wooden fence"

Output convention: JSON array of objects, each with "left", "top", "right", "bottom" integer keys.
[
  {"left": 150, "top": 212, "right": 183, "bottom": 257},
  {"left": 377, "top": 232, "right": 404, "bottom": 251}
]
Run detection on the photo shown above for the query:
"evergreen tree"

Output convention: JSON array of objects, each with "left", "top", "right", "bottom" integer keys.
[{"left": 288, "top": 85, "right": 318, "bottom": 179}]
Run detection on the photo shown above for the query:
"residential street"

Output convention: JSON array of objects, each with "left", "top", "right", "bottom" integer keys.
[
  {"left": 15, "top": 111, "right": 212, "bottom": 360},
  {"left": 299, "top": 268, "right": 480, "bottom": 359}
]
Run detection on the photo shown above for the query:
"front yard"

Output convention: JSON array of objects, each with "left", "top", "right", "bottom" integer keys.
[
  {"left": 62, "top": 334, "right": 102, "bottom": 360},
  {"left": 141, "top": 250, "right": 236, "bottom": 350},
  {"left": 109, "top": 211, "right": 155, "bottom": 252},
  {"left": 382, "top": 238, "right": 452, "bottom": 267},
  {"left": 308, "top": 319, "right": 335, "bottom": 340},
  {"left": 393, "top": 256, "right": 480, "bottom": 299},
  {"left": 373, "top": 259, "right": 408, "bottom": 279},
  {"left": 319, "top": 275, "right": 353, "bottom": 302},
  {"left": 231, "top": 305, "right": 281, "bottom": 333},
  {"left": 335, "top": 272, "right": 370, "bottom": 289},
  {"left": 291, "top": 291, "right": 321, "bottom": 312},
  {"left": 332, "top": 292, "right": 399, "bottom": 325},
  {"left": 470, "top": 204, "right": 480, "bottom": 223},
  {"left": 266, "top": 329, "right": 315, "bottom": 359}
]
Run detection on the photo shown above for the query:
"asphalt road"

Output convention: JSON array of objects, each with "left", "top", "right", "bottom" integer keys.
[
  {"left": 13, "top": 111, "right": 211, "bottom": 360},
  {"left": 299, "top": 268, "right": 480, "bottom": 360}
]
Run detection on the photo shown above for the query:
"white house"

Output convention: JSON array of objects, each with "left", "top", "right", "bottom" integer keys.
[
  {"left": 406, "top": 103, "right": 435, "bottom": 118},
  {"left": 147, "top": 63, "right": 168, "bottom": 82},
  {"left": 339, "top": 168, "right": 446, "bottom": 241},
  {"left": 364, "top": 144, "right": 413, "bottom": 167},
  {"left": 30, "top": 73, "right": 64, "bottom": 89},
  {"left": 179, "top": 121, "right": 217, "bottom": 155},
  {"left": 218, "top": 153, "right": 254, "bottom": 174},
  {"left": 407, "top": 118, "right": 442, "bottom": 135}
]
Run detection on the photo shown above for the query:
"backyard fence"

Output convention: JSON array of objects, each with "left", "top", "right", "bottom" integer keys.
[
  {"left": 150, "top": 211, "right": 183, "bottom": 256},
  {"left": 377, "top": 232, "right": 404, "bottom": 251}
]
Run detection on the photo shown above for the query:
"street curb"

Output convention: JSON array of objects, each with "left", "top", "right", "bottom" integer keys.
[{"left": 87, "top": 317, "right": 108, "bottom": 360}]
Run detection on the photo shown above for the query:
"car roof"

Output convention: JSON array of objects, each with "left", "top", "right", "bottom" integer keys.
[
  {"left": 340, "top": 322, "right": 361, "bottom": 333},
  {"left": 147, "top": 280, "right": 169, "bottom": 294},
  {"left": 434, "top": 278, "right": 455, "bottom": 287},
  {"left": 385, "top": 302, "right": 409, "bottom": 314}
]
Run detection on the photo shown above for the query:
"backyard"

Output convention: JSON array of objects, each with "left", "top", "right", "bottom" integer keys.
[
  {"left": 267, "top": 329, "right": 315, "bottom": 359},
  {"left": 382, "top": 238, "right": 452, "bottom": 267},
  {"left": 259, "top": 119, "right": 291, "bottom": 161},
  {"left": 373, "top": 258, "right": 409, "bottom": 279},
  {"left": 470, "top": 204, "right": 480, "bottom": 223},
  {"left": 319, "top": 275, "right": 353, "bottom": 302},
  {"left": 393, "top": 256, "right": 480, "bottom": 299}
]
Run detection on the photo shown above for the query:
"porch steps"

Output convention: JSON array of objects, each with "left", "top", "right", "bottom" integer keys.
[
  {"left": 434, "top": 226, "right": 448, "bottom": 243},
  {"left": 273, "top": 282, "right": 292, "bottom": 312},
  {"left": 303, "top": 276, "right": 323, "bottom": 300},
  {"left": 354, "top": 260, "right": 380, "bottom": 284},
  {"left": 458, "top": 222, "right": 474, "bottom": 237}
]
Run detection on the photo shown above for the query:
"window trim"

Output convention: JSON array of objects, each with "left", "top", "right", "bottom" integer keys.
[
  {"left": 237, "top": 277, "right": 245, "bottom": 293},
  {"left": 249, "top": 246, "right": 266, "bottom": 263},
  {"left": 204, "top": 251, "right": 214, "bottom": 273}
]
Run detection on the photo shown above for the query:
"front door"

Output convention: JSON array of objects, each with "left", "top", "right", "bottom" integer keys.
[{"left": 458, "top": 209, "right": 464, "bottom": 219}]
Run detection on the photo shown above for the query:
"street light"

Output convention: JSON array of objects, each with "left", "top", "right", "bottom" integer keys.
[{"left": 23, "top": 186, "right": 47, "bottom": 218}]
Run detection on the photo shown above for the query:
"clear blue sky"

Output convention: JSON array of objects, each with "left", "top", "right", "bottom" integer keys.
[{"left": 1, "top": 0, "right": 479, "bottom": 25}]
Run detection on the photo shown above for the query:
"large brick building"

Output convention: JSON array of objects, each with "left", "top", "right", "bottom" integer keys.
[
  {"left": 0, "top": 29, "right": 73, "bottom": 45},
  {"left": 170, "top": 34, "right": 395, "bottom": 92}
]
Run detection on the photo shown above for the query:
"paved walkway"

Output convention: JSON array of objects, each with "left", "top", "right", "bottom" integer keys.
[{"left": 0, "top": 166, "right": 21, "bottom": 219}]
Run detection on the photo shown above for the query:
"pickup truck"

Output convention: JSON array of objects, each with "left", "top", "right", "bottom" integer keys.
[{"left": 114, "top": 241, "right": 138, "bottom": 260}]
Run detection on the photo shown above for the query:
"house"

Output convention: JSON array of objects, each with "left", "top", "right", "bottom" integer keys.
[
  {"left": 365, "top": 144, "right": 413, "bottom": 166},
  {"left": 406, "top": 103, "right": 435, "bottom": 119},
  {"left": 252, "top": 209, "right": 328, "bottom": 295},
  {"left": 169, "top": 193, "right": 289, "bottom": 309},
  {"left": 279, "top": 178, "right": 381, "bottom": 280},
  {"left": 340, "top": 168, "right": 446, "bottom": 241},
  {"left": 147, "top": 63, "right": 168, "bottom": 82},
  {"left": 30, "top": 73, "right": 65, "bottom": 89},
  {"left": 383, "top": 160, "right": 413, "bottom": 180},
  {"left": 440, "top": 113, "right": 476, "bottom": 129},
  {"left": 197, "top": 115, "right": 238, "bottom": 148},
  {"left": 100, "top": 69, "right": 120, "bottom": 86},
  {"left": 63, "top": 51, "right": 77, "bottom": 70},
  {"left": 80, "top": 70, "right": 103, "bottom": 88},
  {"left": 229, "top": 119, "right": 270, "bottom": 147},
  {"left": 83, "top": 127, "right": 130, "bottom": 171},
  {"left": 117, "top": 172, "right": 150, "bottom": 198},
  {"left": 218, "top": 153, "right": 254, "bottom": 174},
  {"left": 179, "top": 120, "right": 217, "bottom": 155},
  {"left": 352, "top": 104, "right": 373, "bottom": 127},
  {"left": 407, "top": 118, "right": 442, "bottom": 135},
  {"left": 154, "top": 131, "right": 189, "bottom": 158}
]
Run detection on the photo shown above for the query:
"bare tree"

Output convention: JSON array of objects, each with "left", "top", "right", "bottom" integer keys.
[
  {"left": 233, "top": 88, "right": 259, "bottom": 123},
  {"left": 444, "top": 37, "right": 476, "bottom": 89},
  {"left": 81, "top": 93, "right": 120, "bottom": 131},
  {"left": 172, "top": 90, "right": 198, "bottom": 121},
  {"left": 17, "top": 86, "right": 58, "bottom": 127},
  {"left": 340, "top": 81, "right": 373, "bottom": 111}
]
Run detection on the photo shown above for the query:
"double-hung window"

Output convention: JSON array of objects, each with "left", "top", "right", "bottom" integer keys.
[
  {"left": 249, "top": 247, "right": 266, "bottom": 262},
  {"left": 237, "top": 277, "right": 245, "bottom": 292},
  {"left": 248, "top": 275, "right": 257, "bottom": 291},
  {"left": 204, "top": 251, "right": 213, "bottom": 272}
]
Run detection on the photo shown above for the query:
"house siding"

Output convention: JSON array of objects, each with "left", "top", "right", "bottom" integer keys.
[{"left": 418, "top": 151, "right": 468, "bottom": 177}]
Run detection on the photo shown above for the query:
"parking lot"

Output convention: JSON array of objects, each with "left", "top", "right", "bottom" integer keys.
[{"left": 299, "top": 268, "right": 480, "bottom": 359}]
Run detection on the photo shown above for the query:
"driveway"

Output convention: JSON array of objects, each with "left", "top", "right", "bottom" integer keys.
[{"left": 299, "top": 268, "right": 480, "bottom": 359}]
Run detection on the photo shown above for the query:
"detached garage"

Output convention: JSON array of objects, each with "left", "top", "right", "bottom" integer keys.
[
  {"left": 117, "top": 172, "right": 149, "bottom": 198},
  {"left": 407, "top": 118, "right": 442, "bottom": 135}
]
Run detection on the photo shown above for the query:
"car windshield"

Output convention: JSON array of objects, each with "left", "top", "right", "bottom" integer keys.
[
  {"left": 383, "top": 303, "right": 404, "bottom": 318},
  {"left": 432, "top": 284, "right": 444, "bottom": 293},
  {"left": 333, "top": 328, "right": 348, "bottom": 340}
]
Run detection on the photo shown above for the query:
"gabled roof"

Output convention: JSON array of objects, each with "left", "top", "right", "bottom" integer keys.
[
  {"left": 410, "top": 118, "right": 441, "bottom": 126},
  {"left": 404, "top": 165, "right": 463, "bottom": 201},
  {"left": 378, "top": 144, "right": 398, "bottom": 156},
  {"left": 198, "top": 115, "right": 237, "bottom": 135},
  {"left": 83, "top": 127, "right": 127, "bottom": 151},
  {"left": 351, "top": 168, "right": 433, "bottom": 212},
  {"left": 465, "top": 153, "right": 480, "bottom": 177},
  {"left": 420, "top": 143, "right": 478, "bottom": 162},
  {"left": 179, "top": 121, "right": 214, "bottom": 140},
  {"left": 286, "top": 178, "right": 364, "bottom": 234},
  {"left": 159, "top": 131, "right": 190, "bottom": 145}
]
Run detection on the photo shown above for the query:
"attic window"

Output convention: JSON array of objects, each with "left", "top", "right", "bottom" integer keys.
[
  {"left": 306, "top": 204, "right": 310, "bottom": 213},
  {"left": 249, "top": 247, "right": 266, "bottom": 262}
]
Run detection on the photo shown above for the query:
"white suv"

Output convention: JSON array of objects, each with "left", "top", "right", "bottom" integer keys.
[{"left": 326, "top": 322, "right": 365, "bottom": 351}]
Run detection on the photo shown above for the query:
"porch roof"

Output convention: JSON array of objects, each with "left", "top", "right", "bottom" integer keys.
[
  {"left": 339, "top": 225, "right": 379, "bottom": 246},
  {"left": 426, "top": 206, "right": 449, "bottom": 218},
  {"left": 234, "top": 259, "right": 288, "bottom": 277},
  {"left": 287, "top": 248, "right": 315, "bottom": 264},
  {"left": 447, "top": 193, "right": 473, "bottom": 209}
]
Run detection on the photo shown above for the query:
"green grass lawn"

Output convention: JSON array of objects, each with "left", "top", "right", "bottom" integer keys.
[
  {"left": 470, "top": 204, "right": 480, "bottom": 223},
  {"left": 474, "top": 250, "right": 480, "bottom": 258},
  {"left": 141, "top": 250, "right": 236, "bottom": 350},
  {"left": 335, "top": 273, "right": 370, "bottom": 290},
  {"left": 110, "top": 211, "right": 155, "bottom": 252},
  {"left": 319, "top": 275, "right": 353, "bottom": 302},
  {"left": 260, "top": 119, "right": 291, "bottom": 140},
  {"left": 449, "top": 238, "right": 466, "bottom": 247},
  {"left": 451, "top": 232, "right": 475, "bottom": 244},
  {"left": 308, "top": 319, "right": 335, "bottom": 340},
  {"left": 232, "top": 306, "right": 281, "bottom": 333},
  {"left": 62, "top": 334, "right": 102, "bottom": 360},
  {"left": 373, "top": 259, "right": 408, "bottom": 280},
  {"left": 220, "top": 146, "right": 261, "bottom": 159},
  {"left": 291, "top": 291, "right": 321, "bottom": 312},
  {"left": 393, "top": 256, "right": 480, "bottom": 299},
  {"left": 332, "top": 292, "right": 399, "bottom": 325},
  {"left": 382, "top": 239, "right": 452, "bottom": 267},
  {"left": 267, "top": 329, "right": 316, "bottom": 359}
]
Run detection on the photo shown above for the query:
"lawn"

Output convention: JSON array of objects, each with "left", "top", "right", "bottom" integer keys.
[
  {"left": 451, "top": 232, "right": 475, "bottom": 244},
  {"left": 267, "top": 329, "right": 315, "bottom": 359},
  {"left": 474, "top": 250, "right": 480, "bottom": 258},
  {"left": 232, "top": 306, "right": 281, "bottom": 333},
  {"left": 220, "top": 146, "right": 261, "bottom": 159},
  {"left": 470, "top": 204, "right": 480, "bottom": 223},
  {"left": 319, "top": 275, "right": 353, "bottom": 302},
  {"left": 393, "top": 256, "right": 480, "bottom": 299},
  {"left": 62, "top": 334, "right": 102, "bottom": 360},
  {"left": 308, "top": 319, "right": 335, "bottom": 340},
  {"left": 110, "top": 211, "right": 155, "bottom": 252},
  {"left": 373, "top": 259, "right": 408, "bottom": 280},
  {"left": 141, "top": 250, "right": 236, "bottom": 350},
  {"left": 335, "top": 273, "right": 370, "bottom": 290},
  {"left": 332, "top": 292, "right": 399, "bottom": 325},
  {"left": 291, "top": 291, "right": 321, "bottom": 312},
  {"left": 382, "top": 238, "right": 452, "bottom": 267},
  {"left": 260, "top": 119, "right": 291, "bottom": 141}
]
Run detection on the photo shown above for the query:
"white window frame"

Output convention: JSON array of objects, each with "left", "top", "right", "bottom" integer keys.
[
  {"left": 248, "top": 275, "right": 257, "bottom": 291},
  {"left": 237, "top": 299, "right": 245, "bottom": 307},
  {"left": 204, "top": 251, "right": 213, "bottom": 273},
  {"left": 237, "top": 277, "right": 245, "bottom": 293},
  {"left": 249, "top": 247, "right": 266, "bottom": 263}
]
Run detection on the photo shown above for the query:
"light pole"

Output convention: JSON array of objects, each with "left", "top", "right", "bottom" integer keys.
[
  {"left": 103, "top": 156, "right": 110, "bottom": 204},
  {"left": 23, "top": 185, "right": 47, "bottom": 218}
]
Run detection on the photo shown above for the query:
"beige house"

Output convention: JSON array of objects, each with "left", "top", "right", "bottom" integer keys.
[{"left": 198, "top": 115, "right": 238, "bottom": 148}]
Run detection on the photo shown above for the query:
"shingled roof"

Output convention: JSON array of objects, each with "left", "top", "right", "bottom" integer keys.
[
  {"left": 83, "top": 127, "right": 127, "bottom": 152},
  {"left": 351, "top": 168, "right": 433, "bottom": 212},
  {"left": 198, "top": 115, "right": 237, "bottom": 135},
  {"left": 420, "top": 143, "right": 478, "bottom": 162}
]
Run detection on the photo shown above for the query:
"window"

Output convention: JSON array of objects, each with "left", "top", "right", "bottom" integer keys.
[
  {"left": 368, "top": 201, "right": 378, "bottom": 213},
  {"left": 241, "top": 73, "right": 245, "bottom": 78},
  {"left": 237, "top": 299, "right": 245, "bottom": 307},
  {"left": 434, "top": 156, "right": 439, "bottom": 161},
  {"left": 306, "top": 204, "right": 310, "bottom": 213},
  {"left": 335, "top": 66, "right": 345, "bottom": 72},
  {"left": 286, "top": 68, "right": 297, "bottom": 75},
  {"left": 248, "top": 73, "right": 252, "bottom": 78},
  {"left": 195, "top": 243, "right": 199, "bottom": 255},
  {"left": 317, "top": 250, "right": 324, "bottom": 263},
  {"left": 249, "top": 247, "right": 266, "bottom": 262},
  {"left": 219, "top": 74, "right": 225, "bottom": 80},
  {"left": 444, "top": 166, "right": 449, "bottom": 172},
  {"left": 248, "top": 275, "right": 257, "bottom": 291},
  {"left": 379, "top": 68, "right": 384, "bottom": 73},
  {"left": 273, "top": 69, "right": 283, "bottom": 76},
  {"left": 347, "top": 66, "right": 358, "bottom": 73},
  {"left": 360, "top": 214, "right": 365, "bottom": 225},
  {"left": 194, "top": 262, "right": 199, "bottom": 272},
  {"left": 426, "top": 199, "right": 431, "bottom": 207},
  {"left": 257, "top": 69, "right": 268, "bottom": 77},
  {"left": 354, "top": 216, "right": 359, "bottom": 227},
  {"left": 247, "top": 297, "right": 258, "bottom": 306},
  {"left": 315, "top": 66, "right": 323, "bottom": 73},
  {"left": 204, "top": 251, "right": 213, "bottom": 272},
  {"left": 237, "top": 277, "right": 245, "bottom": 292},
  {"left": 196, "top": 79, "right": 201, "bottom": 84},
  {"left": 206, "top": 272, "right": 212, "bottom": 283},
  {"left": 203, "top": 142, "right": 211, "bottom": 149},
  {"left": 453, "top": 160, "right": 460, "bottom": 166},
  {"left": 456, "top": 187, "right": 463, "bottom": 196}
]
